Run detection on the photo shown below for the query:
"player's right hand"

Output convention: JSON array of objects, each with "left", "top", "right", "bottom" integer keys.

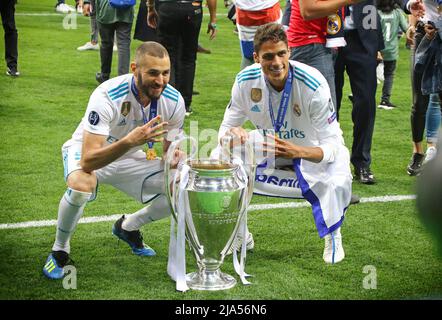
[
  {"left": 168, "top": 149, "right": 187, "bottom": 169},
  {"left": 125, "top": 115, "right": 168, "bottom": 147},
  {"left": 221, "top": 127, "right": 249, "bottom": 148}
]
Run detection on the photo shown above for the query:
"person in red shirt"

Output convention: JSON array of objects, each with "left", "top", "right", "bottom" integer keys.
[{"left": 287, "top": 0, "right": 355, "bottom": 109}]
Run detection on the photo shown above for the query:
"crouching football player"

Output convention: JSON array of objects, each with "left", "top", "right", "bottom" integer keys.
[
  {"left": 43, "top": 42, "right": 185, "bottom": 279},
  {"left": 217, "top": 23, "right": 352, "bottom": 264}
]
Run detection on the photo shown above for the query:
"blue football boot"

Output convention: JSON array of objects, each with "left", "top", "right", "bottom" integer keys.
[
  {"left": 112, "top": 215, "right": 156, "bottom": 257},
  {"left": 43, "top": 251, "right": 70, "bottom": 280}
]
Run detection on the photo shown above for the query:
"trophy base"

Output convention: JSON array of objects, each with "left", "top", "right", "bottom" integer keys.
[{"left": 186, "top": 270, "right": 237, "bottom": 291}]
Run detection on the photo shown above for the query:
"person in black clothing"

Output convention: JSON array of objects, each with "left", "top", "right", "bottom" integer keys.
[
  {"left": 1, "top": 0, "right": 19, "bottom": 77},
  {"left": 334, "top": 0, "right": 424, "bottom": 184},
  {"left": 334, "top": 1, "right": 385, "bottom": 185},
  {"left": 134, "top": 0, "right": 159, "bottom": 42},
  {"left": 146, "top": 0, "right": 217, "bottom": 116}
]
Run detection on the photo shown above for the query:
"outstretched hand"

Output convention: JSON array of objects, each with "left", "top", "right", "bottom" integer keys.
[{"left": 125, "top": 115, "right": 168, "bottom": 147}]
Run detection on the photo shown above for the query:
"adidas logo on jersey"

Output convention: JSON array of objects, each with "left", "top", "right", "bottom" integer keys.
[{"left": 251, "top": 105, "right": 261, "bottom": 112}]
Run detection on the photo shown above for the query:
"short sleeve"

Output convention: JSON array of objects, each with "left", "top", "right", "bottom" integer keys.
[
  {"left": 83, "top": 88, "right": 116, "bottom": 136},
  {"left": 218, "top": 80, "right": 249, "bottom": 141}
]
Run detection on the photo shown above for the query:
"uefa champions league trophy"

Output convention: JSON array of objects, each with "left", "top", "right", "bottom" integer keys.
[{"left": 164, "top": 135, "right": 255, "bottom": 291}]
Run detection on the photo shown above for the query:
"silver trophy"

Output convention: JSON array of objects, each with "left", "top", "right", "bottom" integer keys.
[{"left": 165, "top": 136, "right": 255, "bottom": 291}]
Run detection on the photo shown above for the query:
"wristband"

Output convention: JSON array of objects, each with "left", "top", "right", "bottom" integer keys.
[{"left": 210, "top": 22, "right": 217, "bottom": 29}]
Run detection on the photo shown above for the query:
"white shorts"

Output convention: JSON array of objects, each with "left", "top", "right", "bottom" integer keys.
[
  {"left": 62, "top": 141, "right": 165, "bottom": 204},
  {"left": 212, "top": 129, "right": 352, "bottom": 237},
  {"left": 254, "top": 159, "right": 303, "bottom": 199}
]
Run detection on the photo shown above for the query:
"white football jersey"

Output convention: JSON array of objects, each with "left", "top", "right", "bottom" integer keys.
[
  {"left": 68, "top": 74, "right": 185, "bottom": 155},
  {"left": 218, "top": 61, "right": 352, "bottom": 238},
  {"left": 235, "top": 0, "right": 279, "bottom": 11},
  {"left": 219, "top": 60, "right": 345, "bottom": 165}
]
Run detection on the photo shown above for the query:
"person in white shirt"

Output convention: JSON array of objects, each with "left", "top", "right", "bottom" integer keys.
[
  {"left": 218, "top": 23, "right": 352, "bottom": 264},
  {"left": 43, "top": 42, "right": 186, "bottom": 280}
]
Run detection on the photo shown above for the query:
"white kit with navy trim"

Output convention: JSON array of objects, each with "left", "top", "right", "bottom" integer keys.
[
  {"left": 70, "top": 74, "right": 185, "bottom": 152},
  {"left": 62, "top": 74, "right": 186, "bottom": 203},
  {"left": 217, "top": 61, "right": 352, "bottom": 237}
]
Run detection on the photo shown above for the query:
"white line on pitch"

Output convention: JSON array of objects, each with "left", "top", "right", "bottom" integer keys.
[{"left": 0, "top": 194, "right": 416, "bottom": 231}]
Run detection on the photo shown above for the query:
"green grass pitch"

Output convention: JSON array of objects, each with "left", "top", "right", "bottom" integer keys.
[{"left": 0, "top": 0, "right": 441, "bottom": 300}]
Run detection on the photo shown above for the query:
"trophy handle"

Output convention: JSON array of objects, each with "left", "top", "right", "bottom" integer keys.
[
  {"left": 164, "top": 136, "right": 197, "bottom": 222},
  {"left": 219, "top": 137, "right": 256, "bottom": 257},
  {"left": 220, "top": 135, "right": 256, "bottom": 206},
  {"left": 243, "top": 139, "right": 256, "bottom": 207}
]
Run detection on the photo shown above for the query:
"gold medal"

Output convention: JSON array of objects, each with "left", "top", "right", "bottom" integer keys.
[
  {"left": 438, "top": 5, "right": 442, "bottom": 14},
  {"left": 146, "top": 148, "right": 157, "bottom": 160}
]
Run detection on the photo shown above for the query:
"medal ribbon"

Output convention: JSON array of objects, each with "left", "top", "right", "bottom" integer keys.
[
  {"left": 131, "top": 76, "right": 158, "bottom": 150},
  {"left": 268, "top": 65, "right": 293, "bottom": 134}
]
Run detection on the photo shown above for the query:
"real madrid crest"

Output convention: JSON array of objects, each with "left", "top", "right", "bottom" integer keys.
[
  {"left": 293, "top": 104, "right": 301, "bottom": 117},
  {"left": 121, "top": 101, "right": 131, "bottom": 117},
  {"left": 251, "top": 88, "right": 262, "bottom": 103},
  {"left": 327, "top": 14, "right": 342, "bottom": 36}
]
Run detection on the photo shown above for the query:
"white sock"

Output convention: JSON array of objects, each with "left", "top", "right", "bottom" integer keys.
[
  {"left": 122, "top": 195, "right": 171, "bottom": 231},
  {"left": 52, "top": 188, "right": 92, "bottom": 254}
]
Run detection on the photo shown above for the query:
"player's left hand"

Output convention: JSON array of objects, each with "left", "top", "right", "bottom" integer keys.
[{"left": 262, "top": 134, "right": 302, "bottom": 159}]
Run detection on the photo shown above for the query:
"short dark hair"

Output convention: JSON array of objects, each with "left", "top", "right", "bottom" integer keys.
[
  {"left": 253, "top": 23, "right": 288, "bottom": 54},
  {"left": 135, "top": 41, "right": 169, "bottom": 66}
]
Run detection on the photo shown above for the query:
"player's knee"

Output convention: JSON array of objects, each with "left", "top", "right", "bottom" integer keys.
[
  {"left": 330, "top": 176, "right": 352, "bottom": 196},
  {"left": 67, "top": 170, "right": 97, "bottom": 193}
]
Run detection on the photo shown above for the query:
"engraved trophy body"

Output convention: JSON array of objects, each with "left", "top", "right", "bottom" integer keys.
[{"left": 165, "top": 136, "right": 255, "bottom": 291}]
